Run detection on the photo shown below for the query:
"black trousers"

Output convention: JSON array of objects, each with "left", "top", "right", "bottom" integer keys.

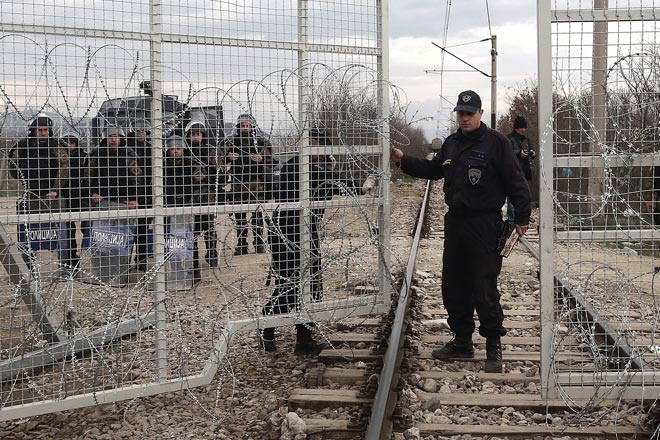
[
  {"left": 262, "top": 210, "right": 322, "bottom": 316},
  {"left": 135, "top": 217, "right": 152, "bottom": 263},
  {"left": 442, "top": 210, "right": 506, "bottom": 338}
]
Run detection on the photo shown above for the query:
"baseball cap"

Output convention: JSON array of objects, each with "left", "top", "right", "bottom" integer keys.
[{"left": 453, "top": 90, "right": 482, "bottom": 113}]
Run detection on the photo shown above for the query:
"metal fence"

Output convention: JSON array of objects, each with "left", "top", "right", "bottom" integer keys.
[
  {"left": 0, "top": 0, "right": 390, "bottom": 420},
  {"left": 539, "top": 0, "right": 660, "bottom": 402}
]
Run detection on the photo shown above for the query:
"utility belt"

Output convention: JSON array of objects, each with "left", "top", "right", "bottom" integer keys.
[{"left": 448, "top": 206, "right": 500, "bottom": 218}]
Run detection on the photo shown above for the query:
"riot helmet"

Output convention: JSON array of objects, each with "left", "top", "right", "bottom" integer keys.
[
  {"left": 28, "top": 114, "right": 54, "bottom": 138},
  {"left": 165, "top": 135, "right": 185, "bottom": 157}
]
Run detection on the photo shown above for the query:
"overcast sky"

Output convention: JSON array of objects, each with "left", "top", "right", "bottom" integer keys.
[{"left": 389, "top": 0, "right": 538, "bottom": 140}]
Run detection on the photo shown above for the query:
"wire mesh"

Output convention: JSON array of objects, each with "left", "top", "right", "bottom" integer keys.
[
  {"left": 0, "top": 0, "right": 393, "bottom": 420},
  {"left": 545, "top": 0, "right": 660, "bottom": 407}
]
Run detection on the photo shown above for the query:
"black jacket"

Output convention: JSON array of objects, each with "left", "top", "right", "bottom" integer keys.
[
  {"left": 401, "top": 122, "right": 531, "bottom": 225},
  {"left": 127, "top": 136, "right": 153, "bottom": 207},
  {"left": 164, "top": 155, "right": 207, "bottom": 207},
  {"left": 86, "top": 141, "right": 144, "bottom": 204},
  {"left": 64, "top": 146, "right": 89, "bottom": 211},
  {"left": 10, "top": 137, "right": 68, "bottom": 198},
  {"left": 223, "top": 130, "right": 272, "bottom": 184},
  {"left": 274, "top": 155, "right": 359, "bottom": 230},
  {"left": 508, "top": 131, "right": 535, "bottom": 180}
]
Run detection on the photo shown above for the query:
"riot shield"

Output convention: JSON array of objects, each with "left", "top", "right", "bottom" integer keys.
[
  {"left": 86, "top": 201, "right": 136, "bottom": 287},
  {"left": 166, "top": 214, "right": 195, "bottom": 291}
]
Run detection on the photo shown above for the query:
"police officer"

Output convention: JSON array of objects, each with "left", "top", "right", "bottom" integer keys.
[
  {"left": 507, "top": 116, "right": 536, "bottom": 222},
  {"left": 164, "top": 135, "right": 208, "bottom": 283},
  {"left": 127, "top": 120, "right": 152, "bottom": 271},
  {"left": 60, "top": 132, "right": 87, "bottom": 268},
  {"left": 223, "top": 114, "right": 272, "bottom": 255},
  {"left": 185, "top": 121, "right": 222, "bottom": 268},
  {"left": 390, "top": 90, "right": 531, "bottom": 373},
  {"left": 9, "top": 115, "right": 70, "bottom": 264},
  {"left": 260, "top": 128, "right": 374, "bottom": 355},
  {"left": 86, "top": 126, "right": 144, "bottom": 209}
]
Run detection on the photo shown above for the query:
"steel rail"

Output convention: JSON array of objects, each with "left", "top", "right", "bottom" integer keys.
[
  {"left": 364, "top": 180, "right": 432, "bottom": 439},
  {"left": 519, "top": 236, "right": 645, "bottom": 371}
]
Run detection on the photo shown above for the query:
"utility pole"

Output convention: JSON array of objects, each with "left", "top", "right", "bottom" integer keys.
[
  {"left": 490, "top": 35, "right": 497, "bottom": 128},
  {"left": 590, "top": 0, "right": 607, "bottom": 214},
  {"left": 431, "top": 36, "right": 498, "bottom": 128}
]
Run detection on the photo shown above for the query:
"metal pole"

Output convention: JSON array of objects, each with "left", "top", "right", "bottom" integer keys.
[
  {"left": 378, "top": 0, "right": 391, "bottom": 312},
  {"left": 490, "top": 35, "right": 497, "bottom": 128},
  {"left": 589, "top": 0, "right": 608, "bottom": 213},
  {"left": 537, "top": 0, "right": 556, "bottom": 400},
  {"left": 149, "top": 0, "right": 168, "bottom": 379}
]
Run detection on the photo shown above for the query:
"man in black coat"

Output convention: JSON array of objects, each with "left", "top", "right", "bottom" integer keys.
[
  {"left": 390, "top": 90, "right": 531, "bottom": 373},
  {"left": 507, "top": 116, "right": 536, "bottom": 222},
  {"left": 9, "top": 115, "right": 70, "bottom": 264},
  {"left": 223, "top": 114, "right": 272, "bottom": 255},
  {"left": 260, "top": 128, "right": 374, "bottom": 355}
]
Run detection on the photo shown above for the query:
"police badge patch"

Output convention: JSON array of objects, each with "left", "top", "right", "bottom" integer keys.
[{"left": 468, "top": 168, "right": 482, "bottom": 185}]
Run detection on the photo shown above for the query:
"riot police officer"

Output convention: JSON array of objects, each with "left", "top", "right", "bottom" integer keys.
[
  {"left": 390, "top": 90, "right": 531, "bottom": 373},
  {"left": 86, "top": 126, "right": 144, "bottom": 209},
  {"left": 223, "top": 114, "right": 272, "bottom": 255},
  {"left": 185, "top": 121, "right": 222, "bottom": 268},
  {"left": 164, "top": 135, "right": 208, "bottom": 283},
  {"left": 9, "top": 115, "right": 71, "bottom": 265}
]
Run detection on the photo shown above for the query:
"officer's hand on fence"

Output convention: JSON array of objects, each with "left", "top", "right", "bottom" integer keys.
[
  {"left": 515, "top": 224, "right": 529, "bottom": 236},
  {"left": 92, "top": 193, "right": 103, "bottom": 204},
  {"left": 227, "top": 152, "right": 239, "bottom": 161},
  {"left": 45, "top": 191, "right": 58, "bottom": 200},
  {"left": 390, "top": 146, "right": 403, "bottom": 164},
  {"left": 250, "top": 153, "right": 263, "bottom": 163},
  {"left": 647, "top": 201, "right": 655, "bottom": 213},
  {"left": 361, "top": 176, "right": 377, "bottom": 195},
  {"left": 126, "top": 200, "right": 138, "bottom": 209},
  {"left": 520, "top": 150, "right": 529, "bottom": 158}
]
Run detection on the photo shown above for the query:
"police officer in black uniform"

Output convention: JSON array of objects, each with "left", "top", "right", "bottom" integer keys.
[
  {"left": 9, "top": 115, "right": 70, "bottom": 264},
  {"left": 86, "top": 126, "right": 144, "bottom": 209},
  {"left": 164, "top": 135, "right": 208, "bottom": 282},
  {"left": 185, "top": 121, "right": 222, "bottom": 268},
  {"left": 260, "top": 128, "right": 373, "bottom": 355},
  {"left": 390, "top": 90, "right": 531, "bottom": 373},
  {"left": 127, "top": 120, "right": 152, "bottom": 271},
  {"left": 224, "top": 114, "right": 272, "bottom": 255},
  {"left": 60, "top": 132, "right": 87, "bottom": 268}
]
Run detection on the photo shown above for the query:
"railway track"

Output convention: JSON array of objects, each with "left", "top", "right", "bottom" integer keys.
[{"left": 287, "top": 181, "right": 656, "bottom": 439}]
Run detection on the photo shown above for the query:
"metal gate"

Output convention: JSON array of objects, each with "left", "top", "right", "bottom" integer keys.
[
  {"left": 0, "top": 0, "right": 390, "bottom": 419},
  {"left": 539, "top": 0, "right": 660, "bottom": 402}
]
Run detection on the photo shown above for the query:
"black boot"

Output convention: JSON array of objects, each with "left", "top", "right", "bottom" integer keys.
[
  {"left": 234, "top": 235, "right": 248, "bottom": 256},
  {"left": 205, "top": 234, "right": 218, "bottom": 267},
  {"left": 484, "top": 336, "right": 503, "bottom": 373},
  {"left": 254, "top": 235, "right": 266, "bottom": 254},
  {"left": 260, "top": 327, "right": 277, "bottom": 353},
  {"left": 294, "top": 324, "right": 329, "bottom": 356},
  {"left": 431, "top": 334, "right": 475, "bottom": 360}
]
